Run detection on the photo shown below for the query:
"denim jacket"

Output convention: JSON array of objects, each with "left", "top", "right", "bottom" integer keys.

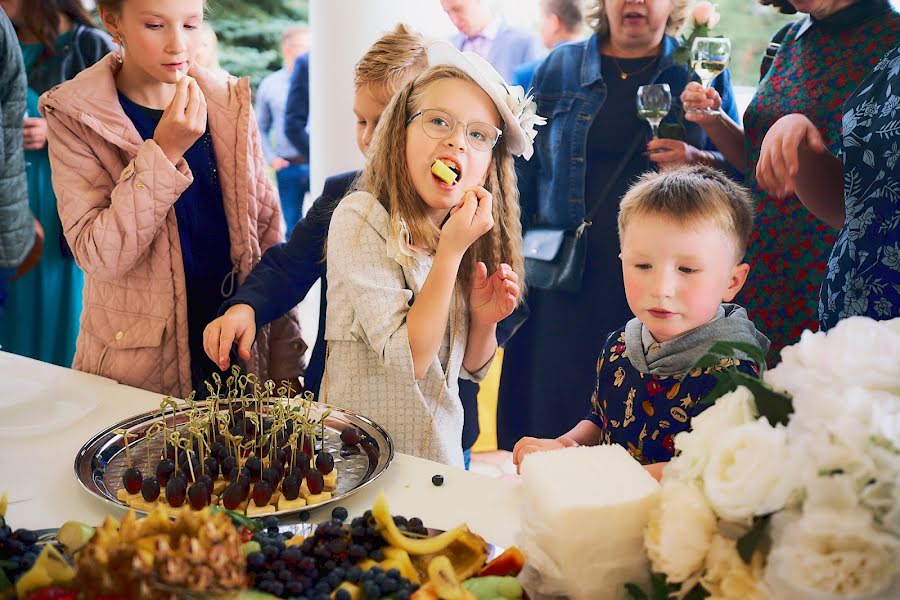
[{"left": 518, "top": 33, "right": 740, "bottom": 229}]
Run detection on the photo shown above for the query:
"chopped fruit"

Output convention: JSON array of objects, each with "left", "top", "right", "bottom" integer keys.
[
  {"left": 478, "top": 546, "right": 525, "bottom": 578},
  {"left": 340, "top": 427, "right": 361, "bottom": 446},
  {"left": 56, "top": 521, "right": 95, "bottom": 555},
  {"left": 315, "top": 452, "right": 335, "bottom": 475},
  {"left": 140, "top": 477, "right": 161, "bottom": 502},
  {"left": 122, "top": 467, "right": 143, "bottom": 494},
  {"left": 431, "top": 159, "right": 458, "bottom": 185}
]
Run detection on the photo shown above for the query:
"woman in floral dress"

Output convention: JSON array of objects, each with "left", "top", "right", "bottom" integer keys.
[
  {"left": 755, "top": 45, "right": 900, "bottom": 328},
  {"left": 681, "top": 0, "right": 899, "bottom": 361}
]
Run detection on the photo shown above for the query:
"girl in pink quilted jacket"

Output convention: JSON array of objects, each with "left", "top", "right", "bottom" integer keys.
[{"left": 38, "top": 0, "right": 305, "bottom": 398}]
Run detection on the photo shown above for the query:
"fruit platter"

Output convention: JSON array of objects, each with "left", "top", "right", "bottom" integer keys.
[
  {"left": 74, "top": 372, "right": 392, "bottom": 519},
  {"left": 0, "top": 491, "right": 526, "bottom": 600}
]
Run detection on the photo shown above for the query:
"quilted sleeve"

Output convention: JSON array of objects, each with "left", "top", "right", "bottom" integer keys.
[
  {"left": 248, "top": 105, "right": 283, "bottom": 251},
  {"left": 45, "top": 112, "right": 193, "bottom": 280}
]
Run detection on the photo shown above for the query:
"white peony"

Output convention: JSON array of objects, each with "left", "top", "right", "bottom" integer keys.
[
  {"left": 765, "top": 509, "right": 900, "bottom": 599},
  {"left": 667, "top": 386, "right": 758, "bottom": 482},
  {"left": 701, "top": 534, "right": 769, "bottom": 600},
  {"left": 703, "top": 418, "right": 796, "bottom": 521},
  {"left": 764, "top": 317, "right": 900, "bottom": 399},
  {"left": 645, "top": 480, "right": 717, "bottom": 583}
]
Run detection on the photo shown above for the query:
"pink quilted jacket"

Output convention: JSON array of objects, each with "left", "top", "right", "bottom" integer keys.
[{"left": 39, "top": 54, "right": 306, "bottom": 398}]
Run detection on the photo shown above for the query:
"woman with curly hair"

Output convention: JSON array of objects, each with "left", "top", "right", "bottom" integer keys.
[
  {"left": 496, "top": 0, "right": 741, "bottom": 448},
  {"left": 0, "top": 0, "right": 113, "bottom": 367},
  {"left": 682, "top": 0, "right": 900, "bottom": 359}
]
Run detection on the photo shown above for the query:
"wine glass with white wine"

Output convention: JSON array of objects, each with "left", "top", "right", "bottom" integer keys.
[
  {"left": 690, "top": 37, "right": 731, "bottom": 114},
  {"left": 636, "top": 83, "right": 672, "bottom": 149}
]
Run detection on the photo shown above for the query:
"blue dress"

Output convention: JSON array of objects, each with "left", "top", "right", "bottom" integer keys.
[
  {"left": 819, "top": 45, "right": 900, "bottom": 328},
  {"left": 587, "top": 328, "right": 761, "bottom": 464},
  {"left": 0, "top": 40, "right": 83, "bottom": 366},
  {"left": 117, "top": 92, "right": 234, "bottom": 392}
]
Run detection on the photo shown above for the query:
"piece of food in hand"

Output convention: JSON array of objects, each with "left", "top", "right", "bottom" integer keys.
[
  {"left": 175, "top": 68, "right": 184, "bottom": 82},
  {"left": 431, "top": 159, "right": 458, "bottom": 185},
  {"left": 14, "top": 545, "right": 76, "bottom": 598}
]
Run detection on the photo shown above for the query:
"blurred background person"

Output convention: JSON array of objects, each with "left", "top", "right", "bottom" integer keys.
[
  {"left": 513, "top": 0, "right": 586, "bottom": 89},
  {"left": 0, "top": 0, "right": 112, "bottom": 366},
  {"left": 257, "top": 25, "right": 310, "bottom": 235},
  {"left": 283, "top": 37, "right": 311, "bottom": 226},
  {"left": 0, "top": 9, "right": 39, "bottom": 314},
  {"left": 194, "top": 21, "right": 228, "bottom": 77},
  {"left": 441, "top": 0, "right": 545, "bottom": 81}
]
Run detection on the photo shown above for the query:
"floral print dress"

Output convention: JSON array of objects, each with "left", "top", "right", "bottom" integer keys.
[
  {"left": 587, "top": 329, "right": 760, "bottom": 465},
  {"left": 740, "top": 4, "right": 900, "bottom": 361},
  {"left": 820, "top": 46, "right": 900, "bottom": 329}
]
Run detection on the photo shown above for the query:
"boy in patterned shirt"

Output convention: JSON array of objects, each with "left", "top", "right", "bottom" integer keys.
[{"left": 514, "top": 165, "right": 770, "bottom": 479}]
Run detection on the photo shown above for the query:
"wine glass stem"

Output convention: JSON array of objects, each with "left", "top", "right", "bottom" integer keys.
[{"left": 651, "top": 123, "right": 659, "bottom": 138}]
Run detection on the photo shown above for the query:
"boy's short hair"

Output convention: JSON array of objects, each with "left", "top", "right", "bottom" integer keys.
[
  {"left": 353, "top": 24, "right": 428, "bottom": 97},
  {"left": 617, "top": 165, "right": 755, "bottom": 260}
]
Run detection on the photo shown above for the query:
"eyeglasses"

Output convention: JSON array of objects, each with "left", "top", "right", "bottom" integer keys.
[{"left": 405, "top": 109, "right": 501, "bottom": 152}]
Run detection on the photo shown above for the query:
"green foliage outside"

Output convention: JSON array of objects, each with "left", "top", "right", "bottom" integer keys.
[{"left": 206, "top": 0, "right": 308, "bottom": 90}]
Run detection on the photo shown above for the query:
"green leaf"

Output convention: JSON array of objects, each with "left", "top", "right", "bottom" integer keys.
[
  {"left": 683, "top": 584, "right": 711, "bottom": 600},
  {"left": 698, "top": 369, "right": 743, "bottom": 405},
  {"left": 650, "top": 573, "right": 671, "bottom": 600},
  {"left": 624, "top": 583, "right": 650, "bottom": 600},
  {"left": 0, "top": 566, "right": 12, "bottom": 596},
  {"left": 691, "top": 341, "right": 768, "bottom": 372},
  {"left": 211, "top": 506, "right": 262, "bottom": 532},
  {"left": 737, "top": 514, "right": 771, "bottom": 564},
  {"left": 734, "top": 373, "right": 793, "bottom": 427}
]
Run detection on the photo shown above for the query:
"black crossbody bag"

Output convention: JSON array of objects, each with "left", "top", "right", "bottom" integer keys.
[{"left": 523, "top": 132, "right": 646, "bottom": 293}]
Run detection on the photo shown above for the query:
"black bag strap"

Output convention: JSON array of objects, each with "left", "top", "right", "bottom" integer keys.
[
  {"left": 577, "top": 131, "right": 647, "bottom": 238},
  {"left": 759, "top": 22, "right": 795, "bottom": 81}
]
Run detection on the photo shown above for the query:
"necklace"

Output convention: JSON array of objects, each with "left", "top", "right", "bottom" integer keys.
[{"left": 610, "top": 55, "right": 659, "bottom": 80}]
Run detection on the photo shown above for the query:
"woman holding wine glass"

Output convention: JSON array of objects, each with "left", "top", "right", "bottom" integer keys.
[
  {"left": 681, "top": 0, "right": 900, "bottom": 362},
  {"left": 496, "top": 0, "right": 741, "bottom": 448}
]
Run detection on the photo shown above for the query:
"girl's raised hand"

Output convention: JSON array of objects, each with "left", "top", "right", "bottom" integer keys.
[
  {"left": 681, "top": 82, "right": 722, "bottom": 124},
  {"left": 153, "top": 73, "right": 207, "bottom": 165},
  {"left": 439, "top": 187, "right": 494, "bottom": 258},
  {"left": 469, "top": 261, "right": 519, "bottom": 326},
  {"left": 203, "top": 304, "right": 257, "bottom": 371}
]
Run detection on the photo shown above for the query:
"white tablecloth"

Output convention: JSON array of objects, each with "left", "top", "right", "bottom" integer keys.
[{"left": 0, "top": 352, "right": 522, "bottom": 548}]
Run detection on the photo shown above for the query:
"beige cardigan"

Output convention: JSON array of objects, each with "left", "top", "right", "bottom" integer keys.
[
  {"left": 40, "top": 54, "right": 305, "bottom": 398},
  {"left": 324, "top": 192, "right": 492, "bottom": 467}
]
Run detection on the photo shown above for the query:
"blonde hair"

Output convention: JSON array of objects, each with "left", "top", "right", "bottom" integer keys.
[
  {"left": 585, "top": 0, "right": 691, "bottom": 38},
  {"left": 357, "top": 65, "right": 525, "bottom": 296},
  {"left": 618, "top": 165, "right": 755, "bottom": 260},
  {"left": 354, "top": 24, "right": 428, "bottom": 97}
]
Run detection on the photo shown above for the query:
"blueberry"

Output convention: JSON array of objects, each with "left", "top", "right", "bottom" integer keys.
[
  {"left": 269, "top": 581, "right": 284, "bottom": 596},
  {"left": 335, "top": 590, "right": 352, "bottom": 600},
  {"left": 362, "top": 581, "right": 380, "bottom": 598},
  {"left": 381, "top": 578, "right": 398, "bottom": 594},
  {"left": 369, "top": 548, "right": 384, "bottom": 561},
  {"left": 346, "top": 565, "right": 362, "bottom": 583},
  {"left": 387, "top": 568, "right": 401, "bottom": 579},
  {"left": 395, "top": 591, "right": 411, "bottom": 600},
  {"left": 432, "top": 473, "right": 444, "bottom": 486},
  {"left": 299, "top": 510, "right": 311, "bottom": 522},
  {"left": 278, "top": 568, "right": 293, "bottom": 582},
  {"left": 246, "top": 551, "right": 266, "bottom": 570},
  {"left": 331, "top": 506, "right": 349, "bottom": 522}
]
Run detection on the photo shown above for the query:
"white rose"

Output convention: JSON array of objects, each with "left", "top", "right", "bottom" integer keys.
[
  {"left": 703, "top": 418, "right": 796, "bottom": 521},
  {"left": 645, "top": 480, "right": 717, "bottom": 583},
  {"left": 667, "top": 386, "right": 758, "bottom": 482},
  {"left": 764, "top": 509, "right": 900, "bottom": 599},
  {"left": 765, "top": 316, "right": 900, "bottom": 398},
  {"left": 701, "top": 534, "right": 769, "bottom": 600}
]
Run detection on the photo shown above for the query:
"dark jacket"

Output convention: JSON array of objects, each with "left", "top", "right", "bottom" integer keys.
[
  {"left": 0, "top": 11, "right": 32, "bottom": 270},
  {"left": 283, "top": 53, "right": 309, "bottom": 161},
  {"left": 27, "top": 22, "right": 113, "bottom": 96},
  {"left": 518, "top": 33, "right": 740, "bottom": 229}
]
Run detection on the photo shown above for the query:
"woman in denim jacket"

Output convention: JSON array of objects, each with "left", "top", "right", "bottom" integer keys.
[{"left": 497, "top": 0, "right": 740, "bottom": 448}]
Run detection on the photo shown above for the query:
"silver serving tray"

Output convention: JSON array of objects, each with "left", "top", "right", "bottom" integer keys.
[{"left": 74, "top": 400, "right": 393, "bottom": 520}]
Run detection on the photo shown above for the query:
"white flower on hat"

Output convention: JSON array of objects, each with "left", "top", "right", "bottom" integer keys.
[{"left": 502, "top": 84, "right": 547, "bottom": 145}]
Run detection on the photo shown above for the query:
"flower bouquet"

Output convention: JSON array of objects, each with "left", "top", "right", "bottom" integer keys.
[{"left": 632, "top": 316, "right": 900, "bottom": 600}]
